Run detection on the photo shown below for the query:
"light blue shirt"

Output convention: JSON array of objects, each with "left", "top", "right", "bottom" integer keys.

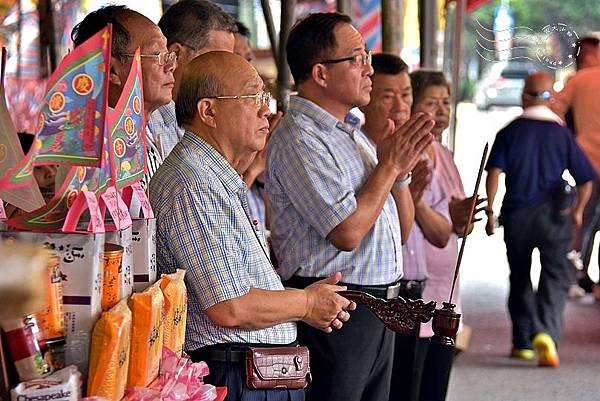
[
  {"left": 148, "top": 101, "right": 185, "bottom": 158},
  {"left": 149, "top": 132, "right": 296, "bottom": 350},
  {"left": 266, "top": 96, "right": 403, "bottom": 285}
]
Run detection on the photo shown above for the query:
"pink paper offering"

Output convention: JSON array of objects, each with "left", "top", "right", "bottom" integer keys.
[
  {"left": 108, "top": 49, "right": 146, "bottom": 189},
  {"left": 124, "top": 348, "right": 217, "bottom": 401}
]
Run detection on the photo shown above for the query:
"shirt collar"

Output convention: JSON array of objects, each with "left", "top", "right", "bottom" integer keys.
[
  {"left": 181, "top": 131, "right": 246, "bottom": 194},
  {"left": 521, "top": 105, "right": 564, "bottom": 126},
  {"left": 288, "top": 95, "right": 362, "bottom": 135}
]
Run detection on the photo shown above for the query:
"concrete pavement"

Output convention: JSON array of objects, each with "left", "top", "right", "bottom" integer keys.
[{"left": 445, "top": 104, "right": 600, "bottom": 401}]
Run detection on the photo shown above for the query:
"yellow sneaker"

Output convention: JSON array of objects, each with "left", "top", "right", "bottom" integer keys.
[
  {"left": 533, "top": 332, "right": 560, "bottom": 367},
  {"left": 510, "top": 348, "right": 535, "bottom": 361}
]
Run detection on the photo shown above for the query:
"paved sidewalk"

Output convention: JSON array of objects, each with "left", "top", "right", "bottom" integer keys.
[{"left": 446, "top": 236, "right": 600, "bottom": 401}]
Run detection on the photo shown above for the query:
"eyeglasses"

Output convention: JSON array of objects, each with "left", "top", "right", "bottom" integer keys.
[
  {"left": 318, "top": 51, "right": 372, "bottom": 68},
  {"left": 118, "top": 51, "right": 178, "bottom": 66},
  {"left": 204, "top": 90, "right": 272, "bottom": 108}
]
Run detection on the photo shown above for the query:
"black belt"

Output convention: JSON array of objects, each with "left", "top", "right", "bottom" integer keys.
[
  {"left": 285, "top": 276, "right": 405, "bottom": 300},
  {"left": 198, "top": 348, "right": 246, "bottom": 363}
]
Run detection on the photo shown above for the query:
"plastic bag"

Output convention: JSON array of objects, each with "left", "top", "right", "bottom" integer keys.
[
  {"left": 160, "top": 269, "right": 187, "bottom": 356},
  {"left": 88, "top": 299, "right": 132, "bottom": 400}
]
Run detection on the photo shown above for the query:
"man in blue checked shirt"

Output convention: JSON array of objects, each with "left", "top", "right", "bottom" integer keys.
[
  {"left": 266, "top": 13, "right": 434, "bottom": 401},
  {"left": 149, "top": 51, "right": 355, "bottom": 401}
]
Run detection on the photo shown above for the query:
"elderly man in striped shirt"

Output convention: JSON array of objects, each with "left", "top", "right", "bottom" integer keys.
[{"left": 150, "top": 51, "right": 354, "bottom": 401}]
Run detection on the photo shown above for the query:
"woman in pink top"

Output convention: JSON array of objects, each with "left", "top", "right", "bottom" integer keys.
[{"left": 408, "top": 70, "right": 485, "bottom": 401}]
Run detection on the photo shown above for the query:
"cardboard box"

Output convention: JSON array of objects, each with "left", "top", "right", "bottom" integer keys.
[{"left": 0, "top": 231, "right": 104, "bottom": 380}]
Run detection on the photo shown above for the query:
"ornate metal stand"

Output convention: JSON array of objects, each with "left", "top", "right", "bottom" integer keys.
[{"left": 338, "top": 290, "right": 436, "bottom": 334}]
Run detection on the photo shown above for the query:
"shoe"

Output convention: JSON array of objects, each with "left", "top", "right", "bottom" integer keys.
[
  {"left": 568, "top": 284, "right": 586, "bottom": 299},
  {"left": 533, "top": 332, "right": 559, "bottom": 367},
  {"left": 510, "top": 348, "right": 535, "bottom": 360}
]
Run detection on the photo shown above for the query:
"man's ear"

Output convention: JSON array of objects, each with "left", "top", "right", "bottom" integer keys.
[
  {"left": 197, "top": 99, "right": 217, "bottom": 128},
  {"left": 109, "top": 56, "right": 124, "bottom": 87},
  {"left": 168, "top": 42, "right": 185, "bottom": 58},
  {"left": 311, "top": 63, "right": 328, "bottom": 88}
]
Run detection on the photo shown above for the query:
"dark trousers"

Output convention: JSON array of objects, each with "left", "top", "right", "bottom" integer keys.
[
  {"left": 389, "top": 289, "right": 454, "bottom": 401},
  {"left": 503, "top": 201, "right": 572, "bottom": 349},
  {"left": 297, "top": 305, "right": 394, "bottom": 401},
  {"left": 189, "top": 344, "right": 304, "bottom": 401}
]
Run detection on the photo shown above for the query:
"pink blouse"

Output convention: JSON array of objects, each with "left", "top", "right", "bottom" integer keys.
[{"left": 420, "top": 142, "right": 466, "bottom": 338}]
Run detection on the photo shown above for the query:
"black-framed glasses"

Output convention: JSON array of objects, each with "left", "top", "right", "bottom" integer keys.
[
  {"left": 318, "top": 51, "right": 372, "bottom": 67},
  {"left": 204, "top": 90, "right": 272, "bottom": 108},
  {"left": 118, "top": 51, "right": 178, "bottom": 66}
]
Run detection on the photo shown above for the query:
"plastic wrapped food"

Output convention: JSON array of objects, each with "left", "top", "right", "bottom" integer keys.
[
  {"left": 160, "top": 269, "right": 187, "bottom": 356},
  {"left": 11, "top": 365, "right": 81, "bottom": 401},
  {"left": 87, "top": 299, "right": 131, "bottom": 400},
  {"left": 127, "top": 280, "right": 164, "bottom": 387}
]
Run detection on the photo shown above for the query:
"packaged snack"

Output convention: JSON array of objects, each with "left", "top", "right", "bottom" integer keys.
[
  {"left": 2, "top": 316, "right": 52, "bottom": 381},
  {"left": 102, "top": 244, "right": 124, "bottom": 311},
  {"left": 87, "top": 299, "right": 131, "bottom": 401},
  {"left": 159, "top": 270, "right": 187, "bottom": 356},
  {"left": 11, "top": 365, "right": 81, "bottom": 401},
  {"left": 128, "top": 280, "right": 164, "bottom": 387},
  {"left": 35, "top": 252, "right": 65, "bottom": 342}
]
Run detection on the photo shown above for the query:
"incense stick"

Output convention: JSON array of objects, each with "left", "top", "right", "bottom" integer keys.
[{"left": 448, "top": 143, "right": 489, "bottom": 303}]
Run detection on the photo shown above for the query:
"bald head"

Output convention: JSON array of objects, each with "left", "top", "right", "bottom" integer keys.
[
  {"left": 176, "top": 51, "right": 260, "bottom": 126},
  {"left": 522, "top": 72, "right": 554, "bottom": 108}
]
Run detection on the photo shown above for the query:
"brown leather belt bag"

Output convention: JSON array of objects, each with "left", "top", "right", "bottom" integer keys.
[{"left": 245, "top": 346, "right": 311, "bottom": 389}]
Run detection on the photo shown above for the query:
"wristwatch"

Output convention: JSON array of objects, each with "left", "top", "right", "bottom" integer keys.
[
  {"left": 485, "top": 208, "right": 494, "bottom": 215},
  {"left": 392, "top": 172, "right": 412, "bottom": 190}
]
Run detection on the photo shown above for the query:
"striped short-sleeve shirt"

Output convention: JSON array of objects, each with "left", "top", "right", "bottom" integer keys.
[
  {"left": 266, "top": 96, "right": 403, "bottom": 285},
  {"left": 149, "top": 132, "right": 297, "bottom": 351}
]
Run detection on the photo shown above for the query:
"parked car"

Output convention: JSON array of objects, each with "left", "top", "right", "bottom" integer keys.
[{"left": 475, "top": 61, "right": 538, "bottom": 110}]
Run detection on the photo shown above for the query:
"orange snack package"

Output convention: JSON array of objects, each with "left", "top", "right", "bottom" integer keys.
[
  {"left": 87, "top": 299, "right": 132, "bottom": 401},
  {"left": 35, "top": 252, "right": 65, "bottom": 341},
  {"left": 127, "top": 280, "right": 164, "bottom": 387},
  {"left": 160, "top": 269, "right": 187, "bottom": 356}
]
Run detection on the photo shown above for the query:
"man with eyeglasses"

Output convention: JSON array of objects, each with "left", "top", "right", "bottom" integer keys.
[
  {"left": 150, "top": 0, "right": 237, "bottom": 159},
  {"left": 71, "top": 5, "right": 177, "bottom": 193},
  {"left": 266, "top": 13, "right": 433, "bottom": 401},
  {"left": 486, "top": 72, "right": 595, "bottom": 368},
  {"left": 149, "top": 51, "right": 355, "bottom": 401}
]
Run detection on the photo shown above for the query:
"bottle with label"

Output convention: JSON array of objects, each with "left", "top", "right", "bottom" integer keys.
[{"left": 2, "top": 316, "right": 52, "bottom": 381}]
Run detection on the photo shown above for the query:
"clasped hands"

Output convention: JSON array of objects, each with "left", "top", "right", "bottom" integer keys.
[
  {"left": 303, "top": 272, "right": 357, "bottom": 333},
  {"left": 376, "top": 113, "right": 435, "bottom": 182}
]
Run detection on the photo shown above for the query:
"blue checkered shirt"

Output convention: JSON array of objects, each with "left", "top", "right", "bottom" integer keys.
[
  {"left": 149, "top": 132, "right": 297, "bottom": 351},
  {"left": 148, "top": 101, "right": 185, "bottom": 158},
  {"left": 266, "top": 96, "right": 403, "bottom": 285},
  {"left": 247, "top": 183, "right": 267, "bottom": 236}
]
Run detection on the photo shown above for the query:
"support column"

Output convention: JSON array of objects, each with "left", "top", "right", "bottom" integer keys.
[
  {"left": 382, "top": 0, "right": 403, "bottom": 55},
  {"left": 419, "top": 0, "right": 439, "bottom": 68}
]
